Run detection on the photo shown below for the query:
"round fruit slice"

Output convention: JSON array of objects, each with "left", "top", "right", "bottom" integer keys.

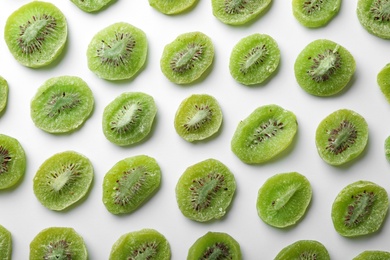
[
  {"left": 109, "top": 229, "right": 170, "bottom": 260},
  {"left": 231, "top": 104, "right": 298, "bottom": 164},
  {"left": 331, "top": 180, "right": 389, "bottom": 237},
  {"left": 87, "top": 22, "right": 148, "bottom": 81},
  {"left": 229, "top": 33, "right": 280, "bottom": 86},
  {"left": 102, "top": 92, "right": 157, "bottom": 146},
  {"left": 102, "top": 155, "right": 161, "bottom": 215},
  {"left": 160, "top": 31, "right": 214, "bottom": 84},
  {"left": 377, "top": 63, "right": 390, "bottom": 103},
  {"left": 149, "top": 0, "right": 198, "bottom": 14},
  {"left": 357, "top": 0, "right": 390, "bottom": 39},
  {"left": 353, "top": 250, "right": 390, "bottom": 260},
  {"left": 0, "top": 76, "right": 8, "bottom": 114},
  {"left": 211, "top": 0, "right": 271, "bottom": 25},
  {"left": 187, "top": 232, "right": 241, "bottom": 260},
  {"left": 174, "top": 94, "right": 222, "bottom": 142},
  {"left": 30, "top": 76, "right": 94, "bottom": 134},
  {"left": 294, "top": 39, "right": 356, "bottom": 96},
  {"left": 256, "top": 172, "right": 312, "bottom": 228},
  {"left": 4, "top": 1, "right": 67, "bottom": 68},
  {"left": 0, "top": 134, "right": 26, "bottom": 190},
  {"left": 70, "top": 0, "right": 115, "bottom": 12},
  {"left": 30, "top": 227, "right": 87, "bottom": 259},
  {"left": 274, "top": 240, "right": 330, "bottom": 260},
  {"left": 176, "top": 159, "right": 236, "bottom": 222},
  {"left": 315, "top": 109, "right": 368, "bottom": 166},
  {"left": 385, "top": 136, "right": 390, "bottom": 162},
  {"left": 292, "top": 0, "right": 341, "bottom": 28},
  {"left": 33, "top": 151, "right": 94, "bottom": 211},
  {"left": 0, "top": 224, "right": 12, "bottom": 260}
]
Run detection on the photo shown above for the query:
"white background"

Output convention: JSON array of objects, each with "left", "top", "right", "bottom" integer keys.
[{"left": 0, "top": 0, "right": 390, "bottom": 259}]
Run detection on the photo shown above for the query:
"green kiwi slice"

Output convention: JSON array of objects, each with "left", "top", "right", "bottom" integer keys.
[
  {"left": 175, "top": 158, "right": 236, "bottom": 222},
  {"left": 160, "top": 31, "right": 214, "bottom": 84},
  {"left": 87, "top": 22, "right": 148, "bottom": 81},
  {"left": 377, "top": 63, "right": 390, "bottom": 103},
  {"left": 30, "top": 227, "right": 87, "bottom": 260},
  {"left": 187, "top": 232, "right": 241, "bottom": 260},
  {"left": 331, "top": 180, "right": 389, "bottom": 237},
  {"left": 274, "top": 240, "right": 330, "bottom": 260},
  {"left": 229, "top": 33, "right": 280, "bottom": 86},
  {"left": 70, "top": 0, "right": 115, "bottom": 12},
  {"left": 315, "top": 109, "right": 368, "bottom": 166},
  {"left": 357, "top": 0, "right": 390, "bottom": 39},
  {"left": 102, "top": 92, "right": 157, "bottom": 146},
  {"left": 0, "top": 134, "right": 26, "bottom": 190},
  {"left": 149, "top": 0, "right": 198, "bottom": 14},
  {"left": 102, "top": 155, "right": 161, "bottom": 215},
  {"left": 174, "top": 94, "right": 222, "bottom": 142},
  {"left": 231, "top": 104, "right": 298, "bottom": 164},
  {"left": 109, "top": 229, "right": 170, "bottom": 260},
  {"left": 385, "top": 135, "right": 390, "bottom": 161},
  {"left": 4, "top": 1, "right": 67, "bottom": 68},
  {"left": 0, "top": 76, "right": 9, "bottom": 114},
  {"left": 294, "top": 39, "right": 356, "bottom": 96},
  {"left": 211, "top": 0, "right": 271, "bottom": 25},
  {"left": 353, "top": 250, "right": 390, "bottom": 260},
  {"left": 256, "top": 172, "right": 312, "bottom": 228},
  {"left": 30, "top": 76, "right": 94, "bottom": 134},
  {"left": 292, "top": 0, "right": 341, "bottom": 28},
  {"left": 0, "top": 224, "right": 12, "bottom": 260},
  {"left": 33, "top": 151, "right": 94, "bottom": 211}
]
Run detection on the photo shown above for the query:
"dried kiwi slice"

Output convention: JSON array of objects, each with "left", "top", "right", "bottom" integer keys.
[
  {"left": 377, "top": 63, "right": 390, "bottom": 103},
  {"left": 175, "top": 158, "right": 236, "bottom": 222},
  {"left": 102, "top": 92, "right": 157, "bottom": 146},
  {"left": 294, "top": 39, "right": 356, "bottom": 96},
  {"left": 109, "top": 229, "right": 170, "bottom": 260},
  {"left": 385, "top": 135, "right": 390, "bottom": 161},
  {"left": 0, "top": 224, "right": 12, "bottom": 260},
  {"left": 331, "top": 180, "right": 389, "bottom": 237},
  {"left": 102, "top": 155, "right": 161, "bottom": 215},
  {"left": 0, "top": 76, "right": 8, "bottom": 114},
  {"left": 160, "top": 31, "right": 214, "bottom": 84},
  {"left": 149, "top": 0, "right": 198, "bottom": 14},
  {"left": 187, "top": 232, "right": 241, "bottom": 260},
  {"left": 33, "top": 151, "right": 94, "bottom": 211},
  {"left": 231, "top": 104, "right": 298, "bottom": 164},
  {"left": 87, "top": 22, "right": 148, "bottom": 81},
  {"left": 274, "top": 240, "right": 330, "bottom": 260},
  {"left": 211, "top": 0, "right": 271, "bottom": 25},
  {"left": 292, "top": 0, "right": 341, "bottom": 28},
  {"left": 0, "top": 134, "right": 26, "bottom": 190},
  {"left": 353, "top": 250, "right": 390, "bottom": 260},
  {"left": 30, "top": 227, "right": 87, "bottom": 260},
  {"left": 256, "top": 172, "right": 312, "bottom": 228},
  {"left": 4, "top": 1, "right": 67, "bottom": 68},
  {"left": 315, "top": 109, "right": 368, "bottom": 166},
  {"left": 229, "top": 33, "right": 280, "bottom": 86},
  {"left": 357, "top": 0, "right": 390, "bottom": 39},
  {"left": 174, "top": 94, "right": 222, "bottom": 142},
  {"left": 30, "top": 76, "right": 94, "bottom": 134},
  {"left": 70, "top": 0, "right": 115, "bottom": 12}
]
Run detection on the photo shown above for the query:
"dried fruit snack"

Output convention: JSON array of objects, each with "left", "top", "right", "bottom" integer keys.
[
  {"left": 292, "top": 0, "right": 341, "bottom": 28},
  {"left": 4, "top": 1, "right": 67, "bottom": 68},
  {"left": 385, "top": 136, "right": 390, "bottom": 161},
  {"left": 0, "top": 224, "right": 12, "bottom": 260},
  {"left": 377, "top": 63, "right": 390, "bottom": 103},
  {"left": 0, "top": 76, "right": 8, "bottom": 114},
  {"left": 175, "top": 159, "right": 236, "bottom": 222},
  {"left": 274, "top": 240, "right": 330, "bottom": 260},
  {"left": 357, "top": 0, "right": 390, "bottom": 39},
  {"left": 70, "top": 0, "right": 114, "bottom": 12},
  {"left": 149, "top": 0, "right": 198, "bottom": 14},
  {"left": 87, "top": 22, "right": 148, "bottom": 81},
  {"left": 353, "top": 250, "right": 390, "bottom": 260},
  {"left": 331, "top": 180, "right": 389, "bottom": 237}
]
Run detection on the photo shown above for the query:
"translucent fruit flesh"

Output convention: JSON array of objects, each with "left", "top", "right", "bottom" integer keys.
[
  {"left": 0, "top": 76, "right": 8, "bottom": 114},
  {"left": 274, "top": 240, "right": 330, "bottom": 260},
  {"left": 357, "top": 0, "right": 390, "bottom": 39},
  {"left": 292, "top": 0, "right": 341, "bottom": 28}
]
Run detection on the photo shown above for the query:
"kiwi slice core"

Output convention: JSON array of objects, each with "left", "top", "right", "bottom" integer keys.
[
  {"left": 358, "top": 0, "right": 390, "bottom": 39},
  {"left": 292, "top": 0, "right": 341, "bottom": 28}
]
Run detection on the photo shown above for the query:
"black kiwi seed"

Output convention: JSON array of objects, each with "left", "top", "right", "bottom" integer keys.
[{"left": 0, "top": 146, "right": 11, "bottom": 174}]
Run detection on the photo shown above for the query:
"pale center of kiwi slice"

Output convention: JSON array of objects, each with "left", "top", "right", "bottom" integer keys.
[
  {"left": 170, "top": 43, "right": 204, "bottom": 73},
  {"left": 271, "top": 183, "right": 301, "bottom": 212},
  {"left": 190, "top": 173, "right": 225, "bottom": 211},
  {"left": 307, "top": 47, "right": 341, "bottom": 83},
  {"left": 326, "top": 120, "right": 357, "bottom": 155},
  {"left": 202, "top": 243, "right": 231, "bottom": 259},
  {"left": 97, "top": 33, "right": 136, "bottom": 67},
  {"left": 224, "top": 0, "right": 247, "bottom": 14},
  {"left": 114, "top": 166, "right": 147, "bottom": 206},
  {"left": 46, "top": 92, "right": 81, "bottom": 118},
  {"left": 344, "top": 190, "right": 376, "bottom": 228},
  {"left": 239, "top": 45, "right": 268, "bottom": 74},
  {"left": 303, "top": 0, "right": 327, "bottom": 15},
  {"left": 300, "top": 251, "right": 319, "bottom": 260},
  {"left": 48, "top": 163, "right": 81, "bottom": 192},
  {"left": 0, "top": 146, "right": 11, "bottom": 175},
  {"left": 19, "top": 14, "right": 57, "bottom": 54},
  {"left": 370, "top": 0, "right": 390, "bottom": 21},
  {"left": 250, "top": 119, "right": 284, "bottom": 147},
  {"left": 183, "top": 105, "right": 213, "bottom": 131},
  {"left": 128, "top": 242, "right": 158, "bottom": 259},
  {"left": 110, "top": 102, "right": 143, "bottom": 134},
  {"left": 44, "top": 240, "right": 72, "bottom": 260}
]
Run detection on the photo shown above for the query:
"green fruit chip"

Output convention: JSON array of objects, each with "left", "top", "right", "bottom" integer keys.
[
  {"left": 274, "top": 240, "right": 330, "bottom": 260},
  {"left": 377, "top": 63, "right": 390, "bottom": 104},
  {"left": 0, "top": 224, "right": 12, "bottom": 260},
  {"left": 0, "top": 76, "right": 9, "bottom": 114},
  {"left": 149, "top": 0, "right": 198, "bottom": 14},
  {"left": 357, "top": 0, "right": 390, "bottom": 39},
  {"left": 353, "top": 250, "right": 390, "bottom": 260},
  {"left": 292, "top": 0, "right": 341, "bottom": 28},
  {"left": 70, "top": 0, "right": 114, "bottom": 12}
]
